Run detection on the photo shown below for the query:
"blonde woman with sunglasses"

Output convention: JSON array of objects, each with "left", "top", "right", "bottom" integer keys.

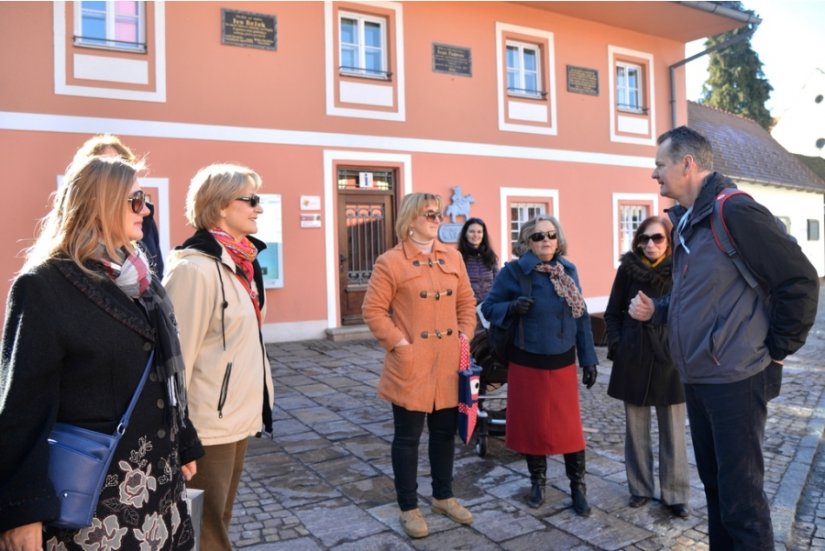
[
  {"left": 481, "top": 214, "right": 598, "bottom": 516},
  {"left": 362, "top": 192, "right": 477, "bottom": 539},
  {"left": 163, "top": 164, "right": 274, "bottom": 551},
  {"left": 0, "top": 155, "right": 202, "bottom": 550}
]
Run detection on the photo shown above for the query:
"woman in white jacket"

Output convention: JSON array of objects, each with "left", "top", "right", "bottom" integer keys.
[{"left": 164, "top": 163, "right": 274, "bottom": 551}]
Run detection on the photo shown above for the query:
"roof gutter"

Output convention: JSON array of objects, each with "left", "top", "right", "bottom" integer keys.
[{"left": 669, "top": 2, "right": 762, "bottom": 128}]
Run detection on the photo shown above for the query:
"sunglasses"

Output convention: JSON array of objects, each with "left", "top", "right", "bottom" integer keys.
[
  {"left": 236, "top": 194, "right": 261, "bottom": 208},
  {"left": 127, "top": 190, "right": 146, "bottom": 214},
  {"left": 638, "top": 233, "right": 666, "bottom": 245},
  {"left": 421, "top": 210, "right": 443, "bottom": 222},
  {"left": 529, "top": 231, "right": 558, "bottom": 242}
]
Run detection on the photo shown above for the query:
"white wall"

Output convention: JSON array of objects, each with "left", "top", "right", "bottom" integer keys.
[{"left": 737, "top": 183, "right": 825, "bottom": 277}]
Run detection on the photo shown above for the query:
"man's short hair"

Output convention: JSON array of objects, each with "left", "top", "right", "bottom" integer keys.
[{"left": 657, "top": 126, "right": 714, "bottom": 171}]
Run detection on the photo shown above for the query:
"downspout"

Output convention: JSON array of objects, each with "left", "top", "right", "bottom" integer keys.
[{"left": 669, "top": 2, "right": 761, "bottom": 128}]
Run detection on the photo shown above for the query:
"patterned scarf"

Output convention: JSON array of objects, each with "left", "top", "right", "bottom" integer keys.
[
  {"left": 93, "top": 245, "right": 188, "bottom": 427},
  {"left": 534, "top": 261, "right": 586, "bottom": 319},
  {"left": 210, "top": 227, "right": 262, "bottom": 326}
]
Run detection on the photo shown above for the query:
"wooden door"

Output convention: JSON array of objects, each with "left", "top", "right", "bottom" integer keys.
[{"left": 336, "top": 168, "right": 396, "bottom": 325}]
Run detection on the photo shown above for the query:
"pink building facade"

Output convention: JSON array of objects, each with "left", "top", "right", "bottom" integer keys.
[{"left": 0, "top": 2, "right": 746, "bottom": 341}]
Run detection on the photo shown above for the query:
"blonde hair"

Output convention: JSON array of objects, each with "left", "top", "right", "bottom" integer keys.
[
  {"left": 395, "top": 193, "right": 442, "bottom": 240},
  {"left": 72, "top": 134, "right": 137, "bottom": 164},
  {"left": 185, "top": 163, "right": 262, "bottom": 230},
  {"left": 23, "top": 155, "right": 143, "bottom": 275}
]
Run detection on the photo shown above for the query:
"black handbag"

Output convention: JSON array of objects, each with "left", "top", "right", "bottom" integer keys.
[{"left": 47, "top": 351, "right": 154, "bottom": 529}]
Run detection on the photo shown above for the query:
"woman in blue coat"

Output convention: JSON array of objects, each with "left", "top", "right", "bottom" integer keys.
[{"left": 481, "top": 215, "right": 598, "bottom": 515}]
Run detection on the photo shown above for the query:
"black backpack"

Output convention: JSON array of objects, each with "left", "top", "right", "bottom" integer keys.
[
  {"left": 487, "top": 262, "right": 532, "bottom": 365},
  {"left": 710, "top": 188, "right": 794, "bottom": 289}
]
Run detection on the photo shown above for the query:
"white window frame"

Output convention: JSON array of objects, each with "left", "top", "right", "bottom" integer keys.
[
  {"left": 612, "top": 193, "right": 659, "bottom": 267},
  {"left": 616, "top": 60, "right": 643, "bottom": 113},
  {"left": 73, "top": 1, "right": 146, "bottom": 53},
  {"left": 499, "top": 187, "right": 558, "bottom": 262},
  {"left": 506, "top": 40, "right": 542, "bottom": 98},
  {"left": 618, "top": 204, "right": 648, "bottom": 258},
  {"left": 338, "top": 11, "right": 388, "bottom": 80}
]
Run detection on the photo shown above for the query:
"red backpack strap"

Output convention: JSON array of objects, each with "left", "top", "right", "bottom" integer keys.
[{"left": 710, "top": 189, "right": 759, "bottom": 288}]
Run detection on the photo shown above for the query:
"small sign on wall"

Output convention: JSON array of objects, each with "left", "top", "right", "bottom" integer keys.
[
  {"left": 432, "top": 43, "right": 472, "bottom": 77},
  {"left": 566, "top": 65, "right": 599, "bottom": 96},
  {"left": 300, "top": 213, "right": 322, "bottom": 228},
  {"left": 222, "top": 9, "right": 277, "bottom": 51},
  {"left": 300, "top": 195, "right": 321, "bottom": 210}
]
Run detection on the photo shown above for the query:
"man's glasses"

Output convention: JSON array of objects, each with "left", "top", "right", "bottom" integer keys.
[
  {"left": 127, "top": 190, "right": 146, "bottom": 214},
  {"left": 236, "top": 194, "right": 261, "bottom": 208},
  {"left": 638, "top": 233, "right": 666, "bottom": 245},
  {"left": 421, "top": 210, "right": 443, "bottom": 222},
  {"left": 529, "top": 231, "right": 558, "bottom": 242}
]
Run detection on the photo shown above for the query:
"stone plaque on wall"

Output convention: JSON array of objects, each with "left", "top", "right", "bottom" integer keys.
[
  {"left": 566, "top": 65, "right": 599, "bottom": 96},
  {"left": 222, "top": 9, "right": 277, "bottom": 51},
  {"left": 432, "top": 43, "right": 472, "bottom": 77}
]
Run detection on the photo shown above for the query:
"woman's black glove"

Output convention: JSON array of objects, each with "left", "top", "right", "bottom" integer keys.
[
  {"left": 508, "top": 296, "right": 534, "bottom": 317},
  {"left": 582, "top": 365, "right": 597, "bottom": 389}
]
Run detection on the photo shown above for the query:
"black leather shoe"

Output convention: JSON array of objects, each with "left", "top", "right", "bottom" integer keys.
[
  {"left": 670, "top": 504, "right": 690, "bottom": 518},
  {"left": 628, "top": 495, "right": 649, "bottom": 508}
]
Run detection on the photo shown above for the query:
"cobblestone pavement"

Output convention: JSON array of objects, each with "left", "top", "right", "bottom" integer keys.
[{"left": 227, "top": 286, "right": 825, "bottom": 550}]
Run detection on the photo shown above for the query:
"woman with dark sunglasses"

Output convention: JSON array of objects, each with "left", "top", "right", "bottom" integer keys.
[
  {"left": 72, "top": 134, "right": 166, "bottom": 278},
  {"left": 362, "top": 193, "right": 477, "bottom": 539},
  {"left": 163, "top": 164, "right": 274, "bottom": 551},
  {"left": 481, "top": 214, "right": 598, "bottom": 515},
  {"left": 0, "top": 155, "right": 202, "bottom": 550},
  {"left": 604, "top": 215, "right": 690, "bottom": 519}
]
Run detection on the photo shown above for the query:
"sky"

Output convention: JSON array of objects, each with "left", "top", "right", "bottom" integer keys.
[{"left": 685, "top": 0, "right": 825, "bottom": 119}]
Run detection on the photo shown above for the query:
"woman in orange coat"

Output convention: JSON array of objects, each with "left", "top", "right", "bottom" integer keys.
[{"left": 362, "top": 192, "right": 476, "bottom": 539}]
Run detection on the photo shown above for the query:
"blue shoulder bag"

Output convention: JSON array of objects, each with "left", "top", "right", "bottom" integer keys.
[{"left": 47, "top": 351, "right": 154, "bottom": 529}]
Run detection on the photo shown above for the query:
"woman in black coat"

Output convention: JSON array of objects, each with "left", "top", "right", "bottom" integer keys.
[
  {"left": 605, "top": 215, "right": 689, "bottom": 518},
  {"left": 0, "top": 156, "right": 202, "bottom": 550}
]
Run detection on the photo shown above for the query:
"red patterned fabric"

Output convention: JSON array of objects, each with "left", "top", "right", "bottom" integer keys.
[
  {"left": 458, "top": 333, "right": 480, "bottom": 444},
  {"left": 210, "top": 227, "right": 261, "bottom": 326}
]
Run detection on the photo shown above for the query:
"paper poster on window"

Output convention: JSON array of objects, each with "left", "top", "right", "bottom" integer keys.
[{"left": 255, "top": 194, "right": 284, "bottom": 289}]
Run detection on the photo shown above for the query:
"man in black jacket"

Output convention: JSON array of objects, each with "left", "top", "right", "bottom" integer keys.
[{"left": 630, "top": 126, "right": 819, "bottom": 550}]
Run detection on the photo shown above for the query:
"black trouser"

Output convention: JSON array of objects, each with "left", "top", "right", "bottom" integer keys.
[
  {"left": 684, "top": 369, "right": 773, "bottom": 550},
  {"left": 391, "top": 404, "right": 458, "bottom": 511}
]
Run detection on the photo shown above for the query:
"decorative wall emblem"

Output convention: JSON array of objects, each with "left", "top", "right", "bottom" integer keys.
[{"left": 438, "top": 186, "right": 475, "bottom": 243}]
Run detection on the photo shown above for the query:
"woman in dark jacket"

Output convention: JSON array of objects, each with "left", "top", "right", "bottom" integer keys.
[
  {"left": 481, "top": 215, "right": 598, "bottom": 516},
  {"left": 0, "top": 156, "right": 202, "bottom": 550},
  {"left": 457, "top": 217, "right": 498, "bottom": 305},
  {"left": 605, "top": 215, "right": 689, "bottom": 518}
]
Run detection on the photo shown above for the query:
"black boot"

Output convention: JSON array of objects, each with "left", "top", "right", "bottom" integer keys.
[
  {"left": 525, "top": 454, "right": 546, "bottom": 508},
  {"left": 564, "top": 450, "right": 591, "bottom": 517}
]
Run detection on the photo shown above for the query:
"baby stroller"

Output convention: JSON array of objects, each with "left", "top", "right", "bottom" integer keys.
[{"left": 469, "top": 329, "right": 508, "bottom": 457}]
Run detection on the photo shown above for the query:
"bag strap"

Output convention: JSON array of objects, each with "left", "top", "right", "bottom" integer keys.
[
  {"left": 710, "top": 189, "right": 759, "bottom": 289},
  {"left": 514, "top": 262, "right": 532, "bottom": 350},
  {"left": 115, "top": 351, "right": 155, "bottom": 437}
]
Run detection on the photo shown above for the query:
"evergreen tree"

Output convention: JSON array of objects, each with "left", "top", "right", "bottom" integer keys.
[{"left": 701, "top": 1, "right": 773, "bottom": 129}]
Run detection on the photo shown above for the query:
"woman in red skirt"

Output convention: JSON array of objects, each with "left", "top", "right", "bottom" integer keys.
[{"left": 481, "top": 214, "right": 598, "bottom": 515}]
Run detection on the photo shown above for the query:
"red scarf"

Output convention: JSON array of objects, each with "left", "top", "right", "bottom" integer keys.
[{"left": 210, "top": 227, "right": 262, "bottom": 326}]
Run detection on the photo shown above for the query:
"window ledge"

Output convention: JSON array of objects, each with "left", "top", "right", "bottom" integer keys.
[{"left": 73, "top": 40, "right": 147, "bottom": 55}]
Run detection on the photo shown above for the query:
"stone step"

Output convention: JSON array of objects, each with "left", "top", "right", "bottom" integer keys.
[{"left": 325, "top": 324, "right": 375, "bottom": 342}]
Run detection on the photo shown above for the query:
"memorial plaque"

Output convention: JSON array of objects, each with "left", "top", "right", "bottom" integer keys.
[
  {"left": 566, "top": 65, "right": 599, "bottom": 96},
  {"left": 222, "top": 9, "right": 277, "bottom": 51},
  {"left": 432, "top": 43, "right": 472, "bottom": 77}
]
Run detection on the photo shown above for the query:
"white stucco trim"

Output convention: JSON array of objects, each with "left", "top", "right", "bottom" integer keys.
[
  {"left": 324, "top": 1, "right": 406, "bottom": 121},
  {"left": 53, "top": 1, "right": 166, "bottom": 102},
  {"left": 611, "top": 192, "right": 660, "bottom": 268},
  {"left": 323, "top": 150, "right": 413, "bottom": 329},
  {"left": 0, "top": 111, "right": 653, "bottom": 169}
]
